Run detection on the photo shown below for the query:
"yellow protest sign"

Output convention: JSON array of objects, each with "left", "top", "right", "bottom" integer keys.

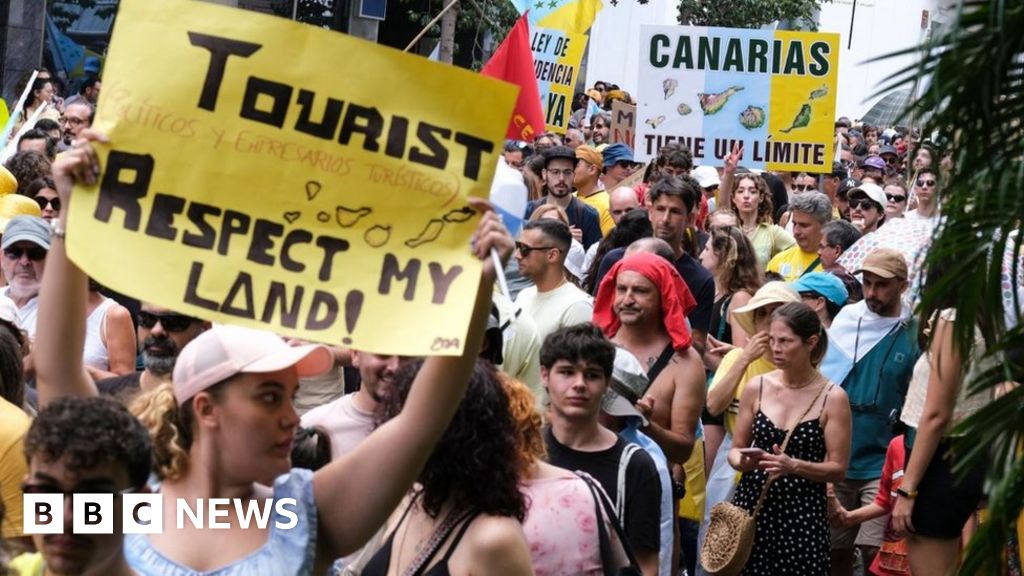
[
  {"left": 636, "top": 26, "right": 839, "bottom": 172},
  {"left": 66, "top": 0, "right": 516, "bottom": 356},
  {"left": 531, "top": 26, "right": 587, "bottom": 133}
]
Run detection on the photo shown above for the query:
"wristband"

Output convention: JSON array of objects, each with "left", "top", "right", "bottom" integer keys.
[
  {"left": 50, "top": 220, "right": 67, "bottom": 239},
  {"left": 896, "top": 487, "right": 918, "bottom": 499}
]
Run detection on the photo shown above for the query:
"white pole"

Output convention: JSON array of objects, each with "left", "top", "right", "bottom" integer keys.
[{"left": 0, "top": 70, "right": 40, "bottom": 149}]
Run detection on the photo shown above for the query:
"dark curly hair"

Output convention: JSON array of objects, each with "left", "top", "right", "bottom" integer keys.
[
  {"left": 375, "top": 359, "right": 526, "bottom": 521},
  {"left": 731, "top": 172, "right": 775, "bottom": 225},
  {"left": 25, "top": 397, "right": 152, "bottom": 488},
  {"left": 3, "top": 150, "right": 51, "bottom": 197}
]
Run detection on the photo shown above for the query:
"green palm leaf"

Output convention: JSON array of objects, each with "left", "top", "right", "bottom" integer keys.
[{"left": 875, "top": 0, "right": 1024, "bottom": 573}]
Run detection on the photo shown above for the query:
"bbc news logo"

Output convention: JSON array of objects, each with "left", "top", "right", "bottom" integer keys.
[{"left": 24, "top": 495, "right": 299, "bottom": 534}]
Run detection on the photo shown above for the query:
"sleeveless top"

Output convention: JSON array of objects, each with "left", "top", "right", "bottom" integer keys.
[
  {"left": 82, "top": 297, "right": 116, "bottom": 370},
  {"left": 520, "top": 476, "right": 605, "bottom": 576},
  {"left": 125, "top": 469, "right": 318, "bottom": 576},
  {"left": 731, "top": 381, "right": 832, "bottom": 575},
  {"left": 362, "top": 497, "right": 480, "bottom": 576}
]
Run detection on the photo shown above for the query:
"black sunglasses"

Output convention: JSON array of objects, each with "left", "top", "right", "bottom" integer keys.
[
  {"left": 3, "top": 246, "right": 46, "bottom": 261},
  {"left": 34, "top": 196, "right": 60, "bottom": 211},
  {"left": 515, "top": 242, "right": 557, "bottom": 256},
  {"left": 138, "top": 311, "right": 200, "bottom": 332},
  {"left": 848, "top": 198, "right": 880, "bottom": 210},
  {"left": 886, "top": 194, "right": 907, "bottom": 203},
  {"left": 793, "top": 184, "right": 815, "bottom": 192},
  {"left": 916, "top": 179, "right": 936, "bottom": 187}
]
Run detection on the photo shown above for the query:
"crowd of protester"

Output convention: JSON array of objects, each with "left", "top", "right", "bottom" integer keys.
[{"left": 0, "top": 64, "right": 1015, "bottom": 576}]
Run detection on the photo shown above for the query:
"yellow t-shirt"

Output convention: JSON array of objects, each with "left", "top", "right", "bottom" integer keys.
[
  {"left": 577, "top": 190, "right": 615, "bottom": 236},
  {"left": 0, "top": 398, "right": 30, "bottom": 538},
  {"left": 709, "top": 349, "right": 776, "bottom": 434},
  {"left": 766, "top": 245, "right": 821, "bottom": 282},
  {"left": 10, "top": 552, "right": 44, "bottom": 576}
]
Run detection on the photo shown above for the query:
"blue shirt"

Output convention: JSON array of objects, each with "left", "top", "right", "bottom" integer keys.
[
  {"left": 524, "top": 195, "right": 603, "bottom": 250},
  {"left": 126, "top": 469, "right": 317, "bottom": 576}
]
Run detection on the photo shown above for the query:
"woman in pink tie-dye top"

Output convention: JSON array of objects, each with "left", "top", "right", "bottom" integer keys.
[{"left": 503, "top": 375, "right": 628, "bottom": 575}]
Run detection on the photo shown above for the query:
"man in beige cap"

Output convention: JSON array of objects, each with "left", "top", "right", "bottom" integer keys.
[
  {"left": 574, "top": 145, "right": 614, "bottom": 235},
  {"left": 820, "top": 248, "right": 920, "bottom": 576}
]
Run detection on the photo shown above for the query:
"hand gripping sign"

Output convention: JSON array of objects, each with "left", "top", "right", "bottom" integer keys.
[{"left": 66, "top": 0, "right": 516, "bottom": 356}]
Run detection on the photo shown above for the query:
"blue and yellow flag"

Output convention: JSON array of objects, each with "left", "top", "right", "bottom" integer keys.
[{"left": 510, "top": 0, "right": 602, "bottom": 35}]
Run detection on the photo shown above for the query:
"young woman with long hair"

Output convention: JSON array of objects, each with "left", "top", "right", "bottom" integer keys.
[
  {"left": 362, "top": 361, "right": 534, "bottom": 575},
  {"left": 698, "top": 225, "right": 763, "bottom": 475},
  {"left": 730, "top": 173, "right": 795, "bottom": 268}
]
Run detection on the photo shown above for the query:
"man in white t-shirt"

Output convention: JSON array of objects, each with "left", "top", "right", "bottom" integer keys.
[
  {"left": 514, "top": 219, "right": 594, "bottom": 342},
  {"left": 0, "top": 216, "right": 50, "bottom": 338},
  {"left": 301, "top": 350, "right": 403, "bottom": 460}
]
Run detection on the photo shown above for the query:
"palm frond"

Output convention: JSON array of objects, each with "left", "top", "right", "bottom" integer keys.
[{"left": 872, "top": 0, "right": 1024, "bottom": 572}]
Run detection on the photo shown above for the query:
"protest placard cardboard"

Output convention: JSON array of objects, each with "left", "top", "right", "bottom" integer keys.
[
  {"left": 531, "top": 26, "right": 586, "bottom": 134},
  {"left": 65, "top": 0, "right": 516, "bottom": 356},
  {"left": 636, "top": 26, "right": 839, "bottom": 171},
  {"left": 610, "top": 100, "right": 636, "bottom": 148}
]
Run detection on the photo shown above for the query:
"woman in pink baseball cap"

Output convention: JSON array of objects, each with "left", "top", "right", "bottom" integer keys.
[{"left": 35, "top": 130, "right": 515, "bottom": 575}]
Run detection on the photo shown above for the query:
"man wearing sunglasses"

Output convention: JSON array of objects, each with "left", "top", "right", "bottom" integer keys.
[
  {"left": 523, "top": 146, "right": 603, "bottom": 250},
  {"left": 96, "top": 305, "right": 209, "bottom": 403},
  {"left": 513, "top": 219, "right": 593, "bottom": 343},
  {"left": 905, "top": 167, "right": 940, "bottom": 223},
  {"left": 10, "top": 396, "right": 150, "bottom": 576},
  {"left": 0, "top": 216, "right": 50, "bottom": 338},
  {"left": 819, "top": 249, "right": 919, "bottom": 576}
]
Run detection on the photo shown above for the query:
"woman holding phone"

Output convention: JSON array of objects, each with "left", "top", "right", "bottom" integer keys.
[{"left": 726, "top": 302, "right": 851, "bottom": 575}]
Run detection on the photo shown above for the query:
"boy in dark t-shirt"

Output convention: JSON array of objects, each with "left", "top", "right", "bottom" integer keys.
[{"left": 540, "top": 323, "right": 663, "bottom": 575}]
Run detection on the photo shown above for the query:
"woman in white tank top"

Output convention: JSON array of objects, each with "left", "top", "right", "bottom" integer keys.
[{"left": 83, "top": 281, "right": 137, "bottom": 379}]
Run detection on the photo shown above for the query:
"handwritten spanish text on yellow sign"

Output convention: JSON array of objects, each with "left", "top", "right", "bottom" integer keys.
[{"left": 66, "top": 0, "right": 516, "bottom": 356}]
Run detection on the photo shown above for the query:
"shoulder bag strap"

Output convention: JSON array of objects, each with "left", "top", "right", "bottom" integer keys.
[
  {"left": 750, "top": 379, "right": 829, "bottom": 518},
  {"left": 400, "top": 507, "right": 477, "bottom": 576},
  {"left": 581, "top": 473, "right": 642, "bottom": 573},
  {"left": 616, "top": 443, "right": 640, "bottom": 520}
]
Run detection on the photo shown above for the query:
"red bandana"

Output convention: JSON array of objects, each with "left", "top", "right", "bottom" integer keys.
[{"left": 593, "top": 252, "right": 697, "bottom": 352}]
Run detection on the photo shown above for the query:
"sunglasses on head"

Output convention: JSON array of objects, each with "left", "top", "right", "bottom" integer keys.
[
  {"left": 34, "top": 196, "right": 60, "bottom": 211},
  {"left": 3, "top": 245, "right": 46, "bottom": 261},
  {"left": 137, "top": 311, "right": 200, "bottom": 332},
  {"left": 886, "top": 193, "right": 907, "bottom": 203},
  {"left": 916, "top": 179, "right": 935, "bottom": 187}
]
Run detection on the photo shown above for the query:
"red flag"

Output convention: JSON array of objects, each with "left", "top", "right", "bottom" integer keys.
[{"left": 481, "top": 14, "right": 544, "bottom": 142}]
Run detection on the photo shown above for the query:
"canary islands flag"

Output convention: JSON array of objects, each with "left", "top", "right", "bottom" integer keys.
[{"left": 510, "top": 0, "right": 602, "bottom": 34}]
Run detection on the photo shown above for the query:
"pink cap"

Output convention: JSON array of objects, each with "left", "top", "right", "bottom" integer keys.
[{"left": 173, "top": 325, "right": 334, "bottom": 406}]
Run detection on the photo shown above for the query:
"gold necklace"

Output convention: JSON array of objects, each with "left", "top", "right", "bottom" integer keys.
[{"left": 782, "top": 371, "right": 821, "bottom": 390}]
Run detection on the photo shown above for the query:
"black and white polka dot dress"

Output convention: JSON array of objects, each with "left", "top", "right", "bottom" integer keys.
[{"left": 731, "top": 408, "right": 831, "bottom": 575}]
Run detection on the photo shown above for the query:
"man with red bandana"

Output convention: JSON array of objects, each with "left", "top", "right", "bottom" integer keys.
[{"left": 594, "top": 252, "right": 704, "bottom": 466}]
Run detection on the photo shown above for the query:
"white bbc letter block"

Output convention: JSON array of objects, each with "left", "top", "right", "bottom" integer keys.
[
  {"left": 123, "top": 493, "right": 163, "bottom": 534},
  {"left": 73, "top": 494, "right": 113, "bottom": 534},
  {"left": 23, "top": 494, "right": 63, "bottom": 534}
]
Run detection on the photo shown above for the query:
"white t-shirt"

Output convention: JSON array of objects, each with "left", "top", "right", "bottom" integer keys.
[
  {"left": 493, "top": 290, "right": 543, "bottom": 403},
  {"left": 515, "top": 281, "right": 594, "bottom": 342},
  {"left": 300, "top": 393, "right": 375, "bottom": 460},
  {"left": 0, "top": 288, "right": 37, "bottom": 339}
]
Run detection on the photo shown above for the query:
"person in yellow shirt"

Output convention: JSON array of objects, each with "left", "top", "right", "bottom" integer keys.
[
  {"left": 573, "top": 145, "right": 614, "bottom": 235},
  {"left": 0, "top": 397, "right": 29, "bottom": 544},
  {"left": 767, "top": 191, "right": 832, "bottom": 281}
]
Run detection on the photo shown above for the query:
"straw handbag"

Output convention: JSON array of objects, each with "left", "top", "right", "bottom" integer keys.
[{"left": 700, "top": 381, "right": 828, "bottom": 576}]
